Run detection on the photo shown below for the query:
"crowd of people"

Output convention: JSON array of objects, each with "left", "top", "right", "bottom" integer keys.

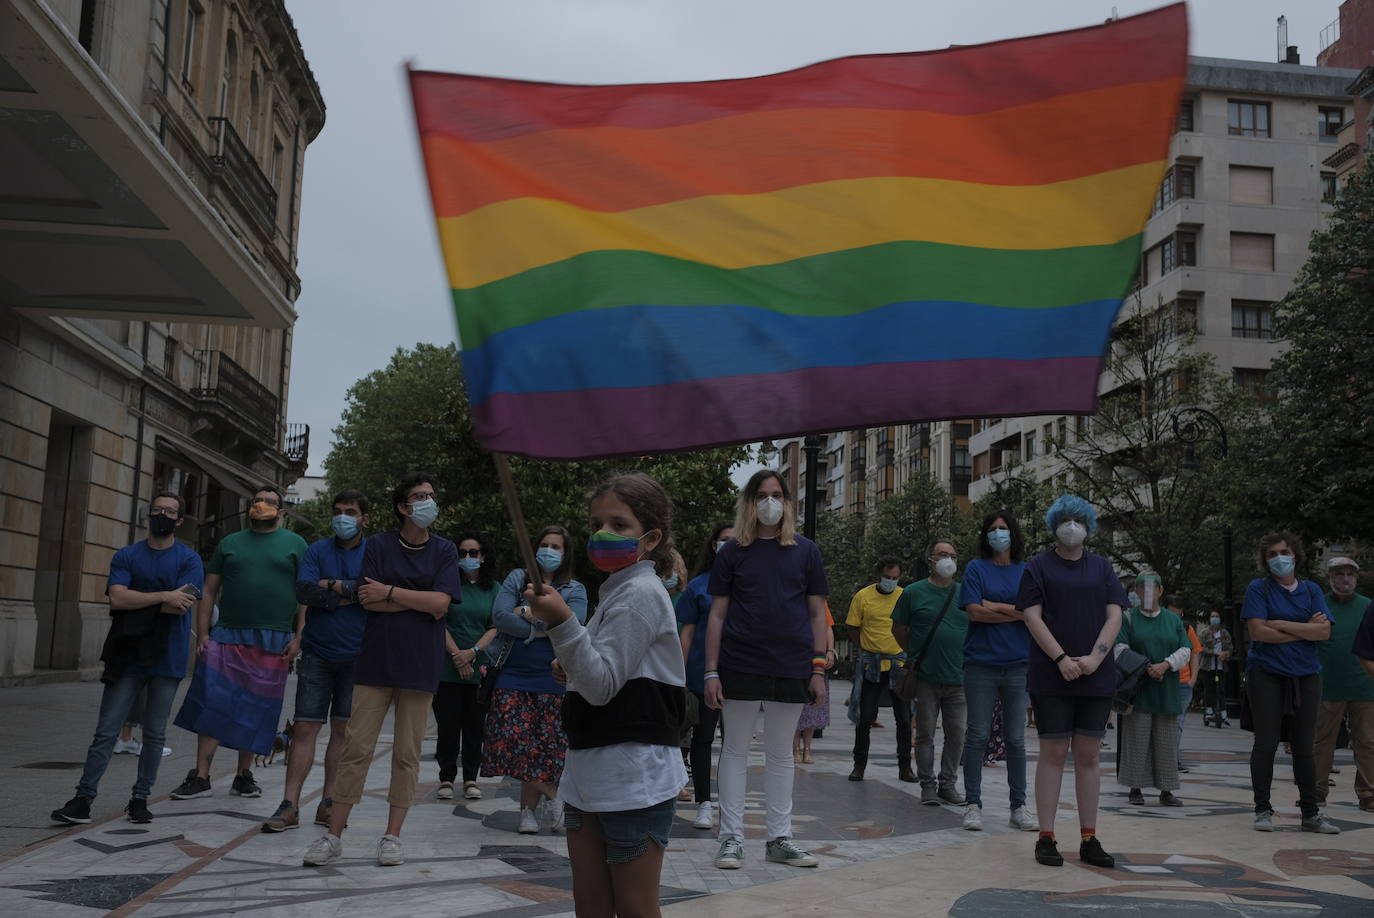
[{"left": 49, "top": 469, "right": 1374, "bottom": 915}]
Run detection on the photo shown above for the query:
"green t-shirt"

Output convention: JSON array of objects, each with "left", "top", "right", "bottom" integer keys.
[
  {"left": 891, "top": 579, "right": 966, "bottom": 685},
  {"left": 1321, "top": 592, "right": 1374, "bottom": 702},
  {"left": 209, "top": 527, "right": 308, "bottom": 632},
  {"left": 1117, "top": 610, "right": 1188, "bottom": 714},
  {"left": 440, "top": 581, "right": 499, "bottom": 684}
]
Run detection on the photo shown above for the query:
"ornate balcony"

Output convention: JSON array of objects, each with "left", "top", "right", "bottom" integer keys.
[
  {"left": 284, "top": 422, "right": 310, "bottom": 468},
  {"left": 192, "top": 348, "right": 279, "bottom": 449},
  {"left": 207, "top": 116, "right": 278, "bottom": 234}
]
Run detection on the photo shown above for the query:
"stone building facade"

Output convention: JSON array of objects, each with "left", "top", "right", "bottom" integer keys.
[{"left": 0, "top": 0, "right": 324, "bottom": 679}]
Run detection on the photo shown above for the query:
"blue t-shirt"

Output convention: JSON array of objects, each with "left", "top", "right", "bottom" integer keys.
[
  {"left": 1241, "top": 577, "right": 1330, "bottom": 678},
  {"left": 106, "top": 539, "right": 204, "bottom": 679},
  {"left": 676, "top": 572, "right": 712, "bottom": 693},
  {"left": 352, "top": 532, "right": 462, "bottom": 693},
  {"left": 960, "top": 558, "right": 1030, "bottom": 667},
  {"left": 492, "top": 568, "right": 588, "bottom": 695},
  {"left": 1016, "top": 549, "right": 1128, "bottom": 697},
  {"left": 298, "top": 536, "right": 368, "bottom": 662},
  {"left": 710, "top": 535, "right": 830, "bottom": 680}
]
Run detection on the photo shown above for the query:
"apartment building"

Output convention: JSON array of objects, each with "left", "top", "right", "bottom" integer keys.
[
  {"left": 0, "top": 0, "right": 324, "bottom": 679},
  {"left": 1317, "top": 0, "right": 1374, "bottom": 181},
  {"left": 967, "top": 55, "right": 1358, "bottom": 503}
]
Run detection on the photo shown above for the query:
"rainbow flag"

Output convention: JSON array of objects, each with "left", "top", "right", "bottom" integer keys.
[{"left": 409, "top": 4, "right": 1187, "bottom": 459}]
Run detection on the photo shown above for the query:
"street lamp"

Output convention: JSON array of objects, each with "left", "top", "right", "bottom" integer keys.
[
  {"left": 992, "top": 474, "right": 1034, "bottom": 506},
  {"left": 1170, "top": 406, "right": 1239, "bottom": 718}
]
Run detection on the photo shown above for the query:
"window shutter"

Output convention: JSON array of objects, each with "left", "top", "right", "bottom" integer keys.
[
  {"left": 1230, "top": 233, "right": 1274, "bottom": 270},
  {"left": 1229, "top": 166, "right": 1273, "bottom": 204}
]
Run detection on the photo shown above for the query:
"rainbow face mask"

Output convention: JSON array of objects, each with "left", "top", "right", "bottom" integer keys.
[{"left": 586, "top": 530, "right": 642, "bottom": 573}]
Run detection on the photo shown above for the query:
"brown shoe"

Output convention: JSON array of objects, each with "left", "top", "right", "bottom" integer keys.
[
  {"left": 1360, "top": 799, "right": 1374, "bottom": 813},
  {"left": 314, "top": 798, "right": 332, "bottom": 827}
]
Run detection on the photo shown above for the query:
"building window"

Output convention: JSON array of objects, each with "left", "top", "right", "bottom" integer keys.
[
  {"left": 151, "top": 0, "right": 170, "bottom": 61},
  {"left": 163, "top": 335, "right": 178, "bottom": 377},
  {"left": 1057, "top": 418, "right": 1068, "bottom": 446},
  {"left": 972, "top": 451, "right": 989, "bottom": 481},
  {"left": 1228, "top": 100, "right": 1271, "bottom": 137},
  {"left": 1233, "top": 367, "right": 1270, "bottom": 399},
  {"left": 1075, "top": 415, "right": 1091, "bottom": 439},
  {"left": 1042, "top": 423, "right": 1053, "bottom": 448},
  {"left": 1023, "top": 431, "right": 1036, "bottom": 461},
  {"left": 952, "top": 445, "right": 971, "bottom": 479},
  {"left": 1231, "top": 300, "right": 1274, "bottom": 339},
  {"left": 1176, "top": 98, "right": 1194, "bottom": 132},
  {"left": 1322, "top": 172, "right": 1338, "bottom": 204},
  {"left": 1171, "top": 295, "right": 1199, "bottom": 335},
  {"left": 1160, "top": 230, "right": 1197, "bottom": 275},
  {"left": 1152, "top": 163, "right": 1197, "bottom": 214},
  {"left": 1229, "top": 165, "right": 1273, "bottom": 205},
  {"left": 181, "top": 2, "right": 202, "bottom": 87},
  {"left": 1230, "top": 232, "right": 1275, "bottom": 271},
  {"left": 78, "top": 0, "right": 102, "bottom": 54},
  {"left": 1318, "top": 106, "right": 1344, "bottom": 142}
]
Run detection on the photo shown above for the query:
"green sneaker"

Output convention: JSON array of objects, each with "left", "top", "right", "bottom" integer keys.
[
  {"left": 765, "top": 836, "right": 818, "bottom": 868},
  {"left": 714, "top": 836, "right": 743, "bottom": 869}
]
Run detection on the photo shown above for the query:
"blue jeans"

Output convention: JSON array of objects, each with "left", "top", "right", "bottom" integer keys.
[
  {"left": 962, "top": 662, "right": 1028, "bottom": 809},
  {"left": 77, "top": 671, "right": 180, "bottom": 801}
]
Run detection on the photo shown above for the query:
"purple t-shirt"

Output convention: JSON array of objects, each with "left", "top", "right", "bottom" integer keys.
[
  {"left": 352, "top": 532, "right": 462, "bottom": 693},
  {"left": 1016, "top": 549, "right": 1127, "bottom": 697},
  {"left": 709, "top": 535, "right": 829, "bottom": 680}
]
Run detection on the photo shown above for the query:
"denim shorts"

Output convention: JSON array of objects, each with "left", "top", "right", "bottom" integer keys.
[
  {"left": 563, "top": 797, "right": 675, "bottom": 864},
  {"left": 1031, "top": 693, "right": 1112, "bottom": 739},
  {"left": 293, "top": 650, "right": 356, "bottom": 722}
]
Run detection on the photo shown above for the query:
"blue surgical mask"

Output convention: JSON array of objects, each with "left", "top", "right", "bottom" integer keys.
[
  {"left": 661, "top": 574, "right": 679, "bottom": 590},
  {"left": 878, "top": 578, "right": 898, "bottom": 594},
  {"left": 1267, "top": 555, "right": 1295, "bottom": 578},
  {"left": 408, "top": 498, "right": 438, "bottom": 529},
  {"left": 458, "top": 557, "right": 482, "bottom": 573},
  {"left": 1209, "top": 616, "right": 1221, "bottom": 626},
  {"left": 331, "top": 514, "right": 359, "bottom": 540},
  {"left": 536, "top": 547, "right": 563, "bottom": 572},
  {"left": 987, "top": 528, "right": 1012, "bottom": 552}
]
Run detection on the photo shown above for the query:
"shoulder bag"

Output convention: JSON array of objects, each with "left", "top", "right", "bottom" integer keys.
[{"left": 896, "top": 586, "right": 958, "bottom": 703}]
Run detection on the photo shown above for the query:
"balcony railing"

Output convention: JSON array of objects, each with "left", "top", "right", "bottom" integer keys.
[
  {"left": 193, "top": 349, "right": 280, "bottom": 447},
  {"left": 208, "top": 116, "right": 278, "bottom": 233},
  {"left": 284, "top": 422, "right": 310, "bottom": 466}
]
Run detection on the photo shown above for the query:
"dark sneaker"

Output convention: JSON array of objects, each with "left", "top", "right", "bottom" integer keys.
[
  {"left": 1035, "top": 836, "right": 1063, "bottom": 867},
  {"left": 1159, "top": 791, "right": 1183, "bottom": 807},
  {"left": 231, "top": 769, "right": 262, "bottom": 798},
  {"left": 920, "top": 784, "right": 940, "bottom": 805},
  {"left": 1127, "top": 788, "right": 1145, "bottom": 805},
  {"left": 51, "top": 795, "right": 93, "bottom": 825},
  {"left": 897, "top": 767, "right": 918, "bottom": 783},
  {"left": 1079, "top": 836, "right": 1115, "bottom": 868},
  {"left": 937, "top": 785, "right": 966, "bottom": 806},
  {"left": 1300, "top": 814, "right": 1340, "bottom": 834},
  {"left": 125, "top": 798, "right": 153, "bottom": 824},
  {"left": 847, "top": 766, "right": 864, "bottom": 782},
  {"left": 263, "top": 801, "right": 299, "bottom": 832},
  {"left": 314, "top": 797, "right": 333, "bottom": 827},
  {"left": 170, "top": 769, "right": 212, "bottom": 800}
]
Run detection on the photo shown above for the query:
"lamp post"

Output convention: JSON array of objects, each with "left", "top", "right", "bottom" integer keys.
[
  {"left": 992, "top": 474, "right": 1035, "bottom": 507},
  {"left": 1171, "top": 406, "right": 1239, "bottom": 716}
]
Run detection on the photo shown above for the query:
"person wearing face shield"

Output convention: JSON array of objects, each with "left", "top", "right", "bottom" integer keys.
[
  {"left": 1241, "top": 532, "right": 1339, "bottom": 834},
  {"left": 1114, "top": 573, "right": 1191, "bottom": 807},
  {"left": 1313, "top": 558, "right": 1373, "bottom": 813},
  {"left": 1016, "top": 494, "right": 1126, "bottom": 870},
  {"left": 171, "top": 485, "right": 307, "bottom": 804}
]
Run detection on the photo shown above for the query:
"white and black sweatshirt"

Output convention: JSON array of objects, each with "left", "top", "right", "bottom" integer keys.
[{"left": 547, "top": 559, "right": 687, "bottom": 750}]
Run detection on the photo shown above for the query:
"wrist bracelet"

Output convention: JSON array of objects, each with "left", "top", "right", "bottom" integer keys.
[
  {"left": 386, "top": 585, "right": 395, "bottom": 602},
  {"left": 1053, "top": 652, "right": 1067, "bottom": 663},
  {"left": 703, "top": 672, "right": 720, "bottom": 681}
]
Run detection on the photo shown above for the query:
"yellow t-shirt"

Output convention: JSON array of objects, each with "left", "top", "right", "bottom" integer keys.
[{"left": 846, "top": 583, "right": 904, "bottom": 667}]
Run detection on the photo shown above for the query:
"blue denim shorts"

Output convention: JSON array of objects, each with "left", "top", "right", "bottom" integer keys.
[
  {"left": 563, "top": 797, "right": 675, "bottom": 864},
  {"left": 293, "top": 650, "right": 356, "bottom": 722}
]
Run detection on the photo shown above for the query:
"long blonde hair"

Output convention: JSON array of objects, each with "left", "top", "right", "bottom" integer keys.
[{"left": 733, "top": 470, "right": 797, "bottom": 548}]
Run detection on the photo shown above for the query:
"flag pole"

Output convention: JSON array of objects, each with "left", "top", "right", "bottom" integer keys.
[{"left": 492, "top": 452, "right": 544, "bottom": 590}]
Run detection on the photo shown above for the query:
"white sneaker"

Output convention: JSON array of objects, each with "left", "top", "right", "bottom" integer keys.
[
  {"left": 518, "top": 807, "right": 540, "bottom": 834},
  {"left": 962, "top": 804, "right": 983, "bottom": 831},
  {"left": 377, "top": 834, "right": 404, "bottom": 866},
  {"left": 1009, "top": 805, "right": 1039, "bottom": 831},
  {"left": 463, "top": 781, "right": 481, "bottom": 800},
  {"left": 113, "top": 738, "right": 142, "bottom": 756},
  {"left": 160, "top": 746, "right": 172, "bottom": 757},
  {"left": 693, "top": 801, "right": 715, "bottom": 830},
  {"left": 549, "top": 800, "right": 565, "bottom": 834},
  {"left": 436, "top": 781, "right": 454, "bottom": 800},
  {"left": 302, "top": 833, "right": 342, "bottom": 867}
]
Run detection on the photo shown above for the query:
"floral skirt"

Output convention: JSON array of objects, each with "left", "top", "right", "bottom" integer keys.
[{"left": 480, "top": 688, "right": 567, "bottom": 784}]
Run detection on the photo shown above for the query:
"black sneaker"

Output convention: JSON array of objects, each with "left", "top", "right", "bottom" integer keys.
[
  {"left": 51, "top": 795, "right": 93, "bottom": 825},
  {"left": 1160, "top": 791, "right": 1183, "bottom": 807},
  {"left": 1035, "top": 836, "right": 1063, "bottom": 867},
  {"left": 125, "top": 798, "right": 153, "bottom": 824},
  {"left": 1079, "top": 836, "right": 1115, "bottom": 868},
  {"left": 231, "top": 769, "right": 262, "bottom": 798},
  {"left": 171, "top": 769, "right": 212, "bottom": 800},
  {"left": 1127, "top": 788, "right": 1145, "bottom": 805}
]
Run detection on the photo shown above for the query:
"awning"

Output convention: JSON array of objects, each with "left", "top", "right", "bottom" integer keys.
[{"left": 154, "top": 433, "right": 256, "bottom": 500}]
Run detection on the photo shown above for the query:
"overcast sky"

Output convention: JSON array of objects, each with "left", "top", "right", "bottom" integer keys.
[{"left": 285, "top": 0, "right": 1343, "bottom": 478}]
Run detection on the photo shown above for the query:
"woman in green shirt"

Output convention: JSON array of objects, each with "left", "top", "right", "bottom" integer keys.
[
  {"left": 1115, "top": 573, "right": 1192, "bottom": 806},
  {"left": 434, "top": 531, "right": 500, "bottom": 801}
]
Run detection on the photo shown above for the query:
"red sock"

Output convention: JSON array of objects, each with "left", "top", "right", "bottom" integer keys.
[
  {"left": 1080, "top": 827, "right": 1096, "bottom": 841},
  {"left": 1039, "top": 830, "right": 1055, "bottom": 841}
]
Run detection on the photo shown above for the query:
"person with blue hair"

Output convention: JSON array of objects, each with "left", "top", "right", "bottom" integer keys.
[{"left": 1016, "top": 494, "right": 1126, "bottom": 870}]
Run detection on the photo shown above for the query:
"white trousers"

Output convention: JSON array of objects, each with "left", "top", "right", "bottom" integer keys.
[{"left": 717, "top": 699, "right": 805, "bottom": 841}]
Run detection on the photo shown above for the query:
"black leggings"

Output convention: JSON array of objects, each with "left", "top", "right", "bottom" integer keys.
[
  {"left": 688, "top": 690, "right": 722, "bottom": 803},
  {"left": 432, "top": 682, "right": 486, "bottom": 784},
  {"left": 1247, "top": 668, "right": 1320, "bottom": 817}
]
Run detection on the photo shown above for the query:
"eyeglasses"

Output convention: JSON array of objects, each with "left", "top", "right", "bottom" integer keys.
[
  {"left": 457, "top": 548, "right": 483, "bottom": 558},
  {"left": 407, "top": 492, "right": 435, "bottom": 503},
  {"left": 931, "top": 551, "right": 957, "bottom": 560},
  {"left": 149, "top": 507, "right": 178, "bottom": 517}
]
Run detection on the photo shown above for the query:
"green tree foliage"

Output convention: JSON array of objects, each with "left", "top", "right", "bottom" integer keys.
[
  {"left": 1236, "top": 162, "right": 1374, "bottom": 543},
  {"left": 321, "top": 343, "right": 748, "bottom": 589}
]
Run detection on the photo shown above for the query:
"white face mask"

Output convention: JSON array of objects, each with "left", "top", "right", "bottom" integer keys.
[
  {"left": 933, "top": 557, "right": 957, "bottom": 579},
  {"left": 1055, "top": 521, "right": 1087, "bottom": 547},
  {"left": 878, "top": 577, "right": 899, "bottom": 594},
  {"left": 756, "top": 496, "right": 784, "bottom": 526}
]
